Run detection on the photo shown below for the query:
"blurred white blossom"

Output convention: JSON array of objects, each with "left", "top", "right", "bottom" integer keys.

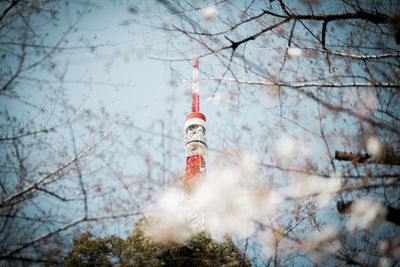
[
  {"left": 362, "top": 91, "right": 378, "bottom": 111},
  {"left": 144, "top": 187, "right": 191, "bottom": 244},
  {"left": 292, "top": 175, "right": 341, "bottom": 207},
  {"left": 207, "top": 93, "right": 222, "bottom": 104},
  {"left": 379, "top": 257, "right": 390, "bottom": 267},
  {"left": 276, "top": 136, "right": 295, "bottom": 158},
  {"left": 346, "top": 90, "right": 378, "bottom": 115},
  {"left": 380, "top": 239, "right": 400, "bottom": 258},
  {"left": 343, "top": 90, "right": 358, "bottom": 104},
  {"left": 378, "top": 240, "right": 389, "bottom": 252},
  {"left": 265, "top": 190, "right": 284, "bottom": 211},
  {"left": 347, "top": 198, "right": 387, "bottom": 232},
  {"left": 191, "top": 153, "right": 264, "bottom": 237},
  {"left": 238, "top": 151, "right": 260, "bottom": 175},
  {"left": 203, "top": 5, "right": 218, "bottom": 21},
  {"left": 287, "top": 47, "right": 302, "bottom": 57},
  {"left": 146, "top": 152, "right": 283, "bottom": 242},
  {"left": 367, "top": 137, "right": 381, "bottom": 155},
  {"left": 296, "top": 138, "right": 311, "bottom": 156},
  {"left": 304, "top": 227, "right": 341, "bottom": 258}
]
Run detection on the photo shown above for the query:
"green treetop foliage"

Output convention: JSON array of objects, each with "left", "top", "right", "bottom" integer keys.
[{"left": 59, "top": 218, "right": 250, "bottom": 267}]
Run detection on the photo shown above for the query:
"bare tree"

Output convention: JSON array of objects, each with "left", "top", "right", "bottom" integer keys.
[
  {"left": 0, "top": 1, "right": 177, "bottom": 264},
  {"left": 144, "top": 0, "right": 400, "bottom": 265}
]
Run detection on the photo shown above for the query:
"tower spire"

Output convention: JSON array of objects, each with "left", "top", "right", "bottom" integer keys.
[{"left": 191, "top": 47, "right": 199, "bottom": 112}]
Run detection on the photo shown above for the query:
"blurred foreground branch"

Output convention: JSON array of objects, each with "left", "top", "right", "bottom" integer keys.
[{"left": 335, "top": 150, "right": 400, "bottom": 165}]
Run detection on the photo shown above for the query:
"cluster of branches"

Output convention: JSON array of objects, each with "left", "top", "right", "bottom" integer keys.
[
  {"left": 152, "top": 0, "right": 400, "bottom": 265},
  {"left": 0, "top": 1, "right": 158, "bottom": 264}
]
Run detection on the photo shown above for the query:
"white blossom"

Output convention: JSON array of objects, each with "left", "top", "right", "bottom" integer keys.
[
  {"left": 347, "top": 198, "right": 387, "bottom": 232},
  {"left": 292, "top": 175, "right": 341, "bottom": 207},
  {"left": 203, "top": 5, "right": 218, "bottom": 21},
  {"left": 379, "top": 257, "right": 390, "bottom": 267},
  {"left": 362, "top": 91, "right": 378, "bottom": 111},
  {"left": 207, "top": 93, "right": 222, "bottom": 104},
  {"left": 146, "top": 152, "right": 283, "bottom": 242},
  {"left": 305, "top": 226, "right": 341, "bottom": 258},
  {"left": 144, "top": 187, "right": 191, "bottom": 244},
  {"left": 287, "top": 47, "right": 302, "bottom": 57},
  {"left": 276, "top": 136, "right": 295, "bottom": 158},
  {"left": 367, "top": 137, "right": 381, "bottom": 155}
]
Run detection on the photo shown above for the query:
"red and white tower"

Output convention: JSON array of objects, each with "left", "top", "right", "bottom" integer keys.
[{"left": 183, "top": 52, "right": 207, "bottom": 194}]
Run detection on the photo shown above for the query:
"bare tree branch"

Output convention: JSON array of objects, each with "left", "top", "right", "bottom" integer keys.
[
  {"left": 0, "top": 0, "right": 19, "bottom": 23},
  {"left": 0, "top": 212, "right": 139, "bottom": 260},
  {"left": 0, "top": 131, "right": 111, "bottom": 208},
  {"left": 0, "top": 122, "right": 70, "bottom": 141}
]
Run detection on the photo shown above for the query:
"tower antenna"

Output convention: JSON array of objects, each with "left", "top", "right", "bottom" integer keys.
[{"left": 191, "top": 46, "right": 199, "bottom": 112}]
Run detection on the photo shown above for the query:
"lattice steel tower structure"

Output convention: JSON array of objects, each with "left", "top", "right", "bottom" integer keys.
[{"left": 183, "top": 52, "right": 207, "bottom": 194}]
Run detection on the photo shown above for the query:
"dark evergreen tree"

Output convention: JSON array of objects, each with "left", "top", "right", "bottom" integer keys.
[{"left": 62, "top": 219, "right": 250, "bottom": 267}]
